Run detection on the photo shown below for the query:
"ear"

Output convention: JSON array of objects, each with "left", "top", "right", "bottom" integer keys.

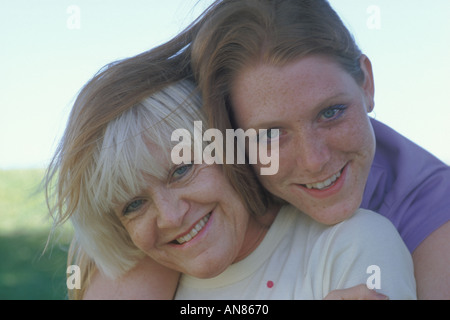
[{"left": 359, "top": 54, "right": 375, "bottom": 113}]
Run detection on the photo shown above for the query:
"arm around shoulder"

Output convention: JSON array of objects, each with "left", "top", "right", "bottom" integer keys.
[{"left": 83, "top": 256, "right": 180, "bottom": 300}]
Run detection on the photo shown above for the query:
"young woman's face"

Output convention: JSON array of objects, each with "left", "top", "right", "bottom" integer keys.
[
  {"left": 230, "top": 55, "right": 376, "bottom": 225},
  {"left": 117, "top": 146, "right": 268, "bottom": 279}
]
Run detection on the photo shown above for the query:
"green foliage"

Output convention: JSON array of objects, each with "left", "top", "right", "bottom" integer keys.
[{"left": 0, "top": 169, "right": 72, "bottom": 300}]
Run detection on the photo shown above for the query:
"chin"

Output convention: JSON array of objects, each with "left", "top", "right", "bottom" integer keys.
[
  {"left": 320, "top": 211, "right": 355, "bottom": 225},
  {"left": 188, "top": 267, "right": 226, "bottom": 279},
  {"left": 306, "top": 202, "right": 360, "bottom": 225},
  {"left": 185, "top": 258, "right": 232, "bottom": 279}
]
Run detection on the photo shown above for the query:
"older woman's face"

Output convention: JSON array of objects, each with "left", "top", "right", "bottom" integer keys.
[
  {"left": 117, "top": 150, "right": 266, "bottom": 279},
  {"left": 230, "top": 55, "right": 376, "bottom": 225}
]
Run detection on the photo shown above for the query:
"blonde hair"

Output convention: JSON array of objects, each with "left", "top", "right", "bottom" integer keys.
[
  {"left": 45, "top": 2, "right": 285, "bottom": 297},
  {"left": 44, "top": 36, "right": 208, "bottom": 300}
]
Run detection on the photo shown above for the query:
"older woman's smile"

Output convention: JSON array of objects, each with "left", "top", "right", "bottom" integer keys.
[
  {"left": 119, "top": 161, "right": 270, "bottom": 279},
  {"left": 173, "top": 213, "right": 212, "bottom": 245}
]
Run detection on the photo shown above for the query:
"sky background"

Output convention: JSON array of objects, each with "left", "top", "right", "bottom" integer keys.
[{"left": 1, "top": 0, "right": 449, "bottom": 169}]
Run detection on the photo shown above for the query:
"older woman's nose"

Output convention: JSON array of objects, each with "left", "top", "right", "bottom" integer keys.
[{"left": 153, "top": 190, "right": 189, "bottom": 230}]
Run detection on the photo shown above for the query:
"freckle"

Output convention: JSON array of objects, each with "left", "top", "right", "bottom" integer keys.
[{"left": 267, "top": 280, "right": 274, "bottom": 288}]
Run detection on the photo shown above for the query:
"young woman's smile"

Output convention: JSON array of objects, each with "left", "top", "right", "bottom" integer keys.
[{"left": 295, "top": 164, "right": 347, "bottom": 199}]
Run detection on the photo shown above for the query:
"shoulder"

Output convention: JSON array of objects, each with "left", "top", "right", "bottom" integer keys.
[
  {"left": 331, "top": 209, "right": 407, "bottom": 251},
  {"left": 318, "top": 208, "right": 413, "bottom": 268},
  {"left": 279, "top": 206, "right": 402, "bottom": 248},
  {"left": 337, "top": 208, "right": 397, "bottom": 235},
  {"left": 370, "top": 118, "right": 449, "bottom": 179},
  {"left": 276, "top": 205, "right": 409, "bottom": 262},
  {"left": 367, "top": 119, "right": 450, "bottom": 251},
  {"left": 83, "top": 257, "right": 180, "bottom": 300},
  {"left": 320, "top": 209, "right": 417, "bottom": 299}
]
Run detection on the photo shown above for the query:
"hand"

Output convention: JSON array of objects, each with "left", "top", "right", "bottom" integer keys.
[{"left": 323, "top": 284, "right": 389, "bottom": 300}]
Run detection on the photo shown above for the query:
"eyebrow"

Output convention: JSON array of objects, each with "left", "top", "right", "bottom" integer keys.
[{"left": 242, "top": 92, "right": 351, "bottom": 130}]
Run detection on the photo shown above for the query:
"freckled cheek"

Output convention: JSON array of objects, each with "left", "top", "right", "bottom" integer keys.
[
  {"left": 349, "top": 121, "right": 375, "bottom": 162},
  {"left": 336, "top": 120, "right": 375, "bottom": 188},
  {"left": 331, "top": 119, "right": 373, "bottom": 156},
  {"left": 125, "top": 221, "right": 158, "bottom": 254},
  {"left": 254, "top": 150, "right": 292, "bottom": 190}
]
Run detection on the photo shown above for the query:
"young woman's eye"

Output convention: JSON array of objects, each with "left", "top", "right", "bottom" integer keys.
[
  {"left": 266, "top": 129, "right": 280, "bottom": 140},
  {"left": 123, "top": 199, "right": 146, "bottom": 216},
  {"left": 258, "top": 128, "right": 281, "bottom": 143},
  {"left": 320, "top": 105, "right": 347, "bottom": 121}
]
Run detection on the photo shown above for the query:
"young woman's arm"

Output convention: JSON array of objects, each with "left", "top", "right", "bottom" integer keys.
[
  {"left": 83, "top": 256, "right": 180, "bottom": 300},
  {"left": 324, "top": 284, "right": 388, "bottom": 300},
  {"left": 412, "top": 221, "right": 450, "bottom": 299}
]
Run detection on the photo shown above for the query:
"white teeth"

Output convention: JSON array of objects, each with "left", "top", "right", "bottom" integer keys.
[
  {"left": 305, "top": 171, "right": 341, "bottom": 190},
  {"left": 176, "top": 214, "right": 211, "bottom": 245}
]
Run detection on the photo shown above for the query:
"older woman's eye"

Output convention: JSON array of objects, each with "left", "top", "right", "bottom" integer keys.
[
  {"left": 171, "top": 164, "right": 193, "bottom": 180},
  {"left": 123, "top": 199, "right": 146, "bottom": 216}
]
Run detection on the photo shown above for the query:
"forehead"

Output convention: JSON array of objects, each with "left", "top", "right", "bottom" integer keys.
[{"left": 230, "top": 55, "right": 358, "bottom": 127}]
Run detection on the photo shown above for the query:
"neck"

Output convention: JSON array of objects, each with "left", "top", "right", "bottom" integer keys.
[{"left": 233, "top": 203, "right": 281, "bottom": 263}]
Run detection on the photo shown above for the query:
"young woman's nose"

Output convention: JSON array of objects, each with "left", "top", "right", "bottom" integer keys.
[
  {"left": 153, "top": 190, "right": 189, "bottom": 230},
  {"left": 294, "top": 131, "right": 331, "bottom": 174}
]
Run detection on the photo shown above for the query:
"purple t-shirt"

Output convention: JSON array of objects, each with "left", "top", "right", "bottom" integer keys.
[{"left": 361, "top": 118, "right": 450, "bottom": 253}]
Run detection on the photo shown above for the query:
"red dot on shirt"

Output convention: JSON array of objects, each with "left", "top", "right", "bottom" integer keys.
[{"left": 267, "top": 280, "right": 274, "bottom": 288}]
